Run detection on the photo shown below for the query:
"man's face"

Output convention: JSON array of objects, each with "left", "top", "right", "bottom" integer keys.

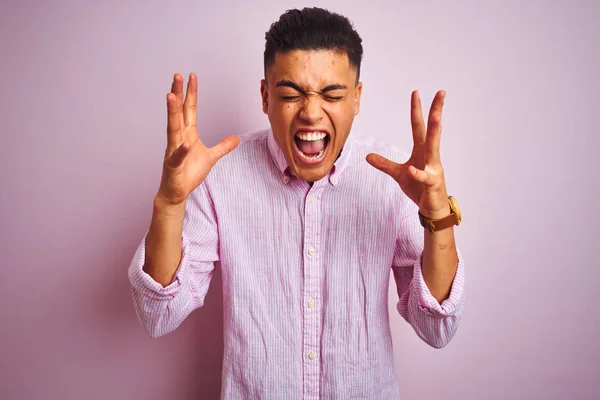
[{"left": 261, "top": 50, "right": 363, "bottom": 182}]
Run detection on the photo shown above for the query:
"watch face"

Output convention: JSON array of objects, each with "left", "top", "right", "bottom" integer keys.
[{"left": 449, "top": 196, "right": 461, "bottom": 225}]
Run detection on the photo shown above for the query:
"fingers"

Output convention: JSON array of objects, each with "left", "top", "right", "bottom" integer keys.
[
  {"left": 183, "top": 73, "right": 197, "bottom": 128},
  {"left": 166, "top": 92, "right": 183, "bottom": 150},
  {"left": 425, "top": 90, "right": 445, "bottom": 164},
  {"left": 170, "top": 73, "right": 185, "bottom": 128},
  {"left": 365, "top": 153, "right": 399, "bottom": 178},
  {"left": 167, "top": 74, "right": 186, "bottom": 151},
  {"left": 411, "top": 90, "right": 426, "bottom": 146},
  {"left": 166, "top": 141, "right": 191, "bottom": 168},
  {"left": 208, "top": 135, "right": 241, "bottom": 163}
]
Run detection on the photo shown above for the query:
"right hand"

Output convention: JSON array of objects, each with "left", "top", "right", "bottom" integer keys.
[{"left": 156, "top": 73, "right": 240, "bottom": 208}]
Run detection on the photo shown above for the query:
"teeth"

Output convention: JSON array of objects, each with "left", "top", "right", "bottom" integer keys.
[
  {"left": 298, "top": 149, "right": 325, "bottom": 160},
  {"left": 296, "top": 131, "right": 327, "bottom": 141}
]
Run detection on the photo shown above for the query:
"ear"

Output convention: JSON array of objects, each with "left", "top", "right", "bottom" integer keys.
[
  {"left": 354, "top": 82, "right": 363, "bottom": 116},
  {"left": 260, "top": 79, "right": 269, "bottom": 114}
]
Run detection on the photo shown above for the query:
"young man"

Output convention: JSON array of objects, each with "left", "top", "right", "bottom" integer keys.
[{"left": 129, "top": 7, "right": 465, "bottom": 399}]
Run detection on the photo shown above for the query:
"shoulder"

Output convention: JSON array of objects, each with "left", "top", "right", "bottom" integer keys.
[
  {"left": 214, "top": 128, "right": 270, "bottom": 165},
  {"left": 339, "top": 135, "right": 410, "bottom": 212},
  {"left": 232, "top": 128, "right": 270, "bottom": 154},
  {"left": 204, "top": 128, "right": 274, "bottom": 184},
  {"left": 349, "top": 135, "right": 410, "bottom": 165},
  {"left": 236, "top": 129, "right": 270, "bottom": 146}
]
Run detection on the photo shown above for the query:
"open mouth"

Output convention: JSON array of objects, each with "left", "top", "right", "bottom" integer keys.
[{"left": 293, "top": 130, "right": 330, "bottom": 165}]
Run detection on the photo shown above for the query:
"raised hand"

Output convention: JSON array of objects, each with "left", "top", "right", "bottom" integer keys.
[
  {"left": 156, "top": 73, "right": 240, "bottom": 208},
  {"left": 366, "top": 90, "right": 450, "bottom": 219}
]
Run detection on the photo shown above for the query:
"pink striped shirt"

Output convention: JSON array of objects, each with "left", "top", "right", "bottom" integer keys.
[{"left": 128, "top": 128, "right": 465, "bottom": 399}]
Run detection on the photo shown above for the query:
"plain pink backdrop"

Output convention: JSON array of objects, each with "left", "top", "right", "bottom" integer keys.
[{"left": 1, "top": 1, "right": 598, "bottom": 399}]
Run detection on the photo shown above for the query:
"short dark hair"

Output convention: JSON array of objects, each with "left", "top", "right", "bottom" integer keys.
[{"left": 264, "top": 7, "right": 364, "bottom": 82}]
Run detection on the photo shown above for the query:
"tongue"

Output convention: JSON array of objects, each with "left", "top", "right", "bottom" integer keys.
[{"left": 297, "top": 138, "right": 325, "bottom": 155}]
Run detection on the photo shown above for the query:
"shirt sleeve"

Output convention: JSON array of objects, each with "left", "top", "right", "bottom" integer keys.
[
  {"left": 127, "top": 183, "right": 219, "bottom": 338},
  {"left": 391, "top": 195, "right": 466, "bottom": 349}
]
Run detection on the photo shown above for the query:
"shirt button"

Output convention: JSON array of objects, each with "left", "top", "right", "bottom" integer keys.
[
  {"left": 331, "top": 176, "right": 337, "bottom": 183},
  {"left": 307, "top": 299, "right": 315, "bottom": 308},
  {"left": 308, "top": 248, "right": 315, "bottom": 255},
  {"left": 309, "top": 195, "right": 316, "bottom": 204},
  {"left": 308, "top": 352, "right": 317, "bottom": 360}
]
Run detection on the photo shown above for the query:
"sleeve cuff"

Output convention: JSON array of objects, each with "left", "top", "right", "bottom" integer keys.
[
  {"left": 128, "top": 230, "right": 192, "bottom": 299},
  {"left": 412, "top": 248, "right": 465, "bottom": 317}
]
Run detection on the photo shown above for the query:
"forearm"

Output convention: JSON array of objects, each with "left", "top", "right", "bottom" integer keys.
[
  {"left": 395, "top": 223, "right": 464, "bottom": 348},
  {"left": 422, "top": 226, "right": 459, "bottom": 304},
  {"left": 143, "top": 197, "right": 187, "bottom": 287}
]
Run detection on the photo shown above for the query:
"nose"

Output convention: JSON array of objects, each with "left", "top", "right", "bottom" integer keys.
[{"left": 298, "top": 94, "right": 324, "bottom": 125}]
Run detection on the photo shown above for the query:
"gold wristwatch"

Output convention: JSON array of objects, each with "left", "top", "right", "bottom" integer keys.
[{"left": 418, "top": 196, "right": 462, "bottom": 233}]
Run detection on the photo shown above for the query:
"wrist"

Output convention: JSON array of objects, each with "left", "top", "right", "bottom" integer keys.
[
  {"left": 419, "top": 204, "right": 451, "bottom": 220},
  {"left": 153, "top": 195, "right": 186, "bottom": 218},
  {"left": 418, "top": 195, "right": 462, "bottom": 233}
]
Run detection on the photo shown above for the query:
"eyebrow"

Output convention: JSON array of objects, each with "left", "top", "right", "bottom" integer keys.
[{"left": 275, "top": 80, "right": 348, "bottom": 94}]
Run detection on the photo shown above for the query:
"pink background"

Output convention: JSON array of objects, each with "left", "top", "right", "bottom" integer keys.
[{"left": 1, "top": 1, "right": 598, "bottom": 399}]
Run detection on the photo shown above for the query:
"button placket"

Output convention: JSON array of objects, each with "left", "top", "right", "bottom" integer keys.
[{"left": 302, "top": 183, "right": 324, "bottom": 398}]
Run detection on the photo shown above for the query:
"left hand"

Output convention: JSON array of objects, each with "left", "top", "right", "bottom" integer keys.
[{"left": 366, "top": 90, "right": 450, "bottom": 220}]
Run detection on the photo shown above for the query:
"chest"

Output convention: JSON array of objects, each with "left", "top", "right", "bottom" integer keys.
[{"left": 214, "top": 176, "right": 400, "bottom": 265}]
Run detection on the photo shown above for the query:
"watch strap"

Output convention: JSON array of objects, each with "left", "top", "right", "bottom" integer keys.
[{"left": 418, "top": 211, "right": 458, "bottom": 233}]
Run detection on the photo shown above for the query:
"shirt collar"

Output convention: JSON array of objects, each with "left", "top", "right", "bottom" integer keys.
[{"left": 267, "top": 128, "right": 353, "bottom": 186}]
